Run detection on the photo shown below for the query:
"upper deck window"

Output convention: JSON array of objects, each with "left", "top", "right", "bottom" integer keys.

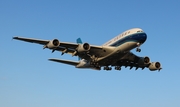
[{"left": 137, "top": 30, "right": 143, "bottom": 33}]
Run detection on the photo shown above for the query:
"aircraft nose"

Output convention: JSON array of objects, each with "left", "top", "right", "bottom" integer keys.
[{"left": 140, "top": 33, "right": 147, "bottom": 43}]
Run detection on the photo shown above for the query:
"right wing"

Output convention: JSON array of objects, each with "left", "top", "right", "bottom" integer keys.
[
  {"left": 13, "top": 36, "right": 76, "bottom": 54},
  {"left": 13, "top": 37, "right": 115, "bottom": 58},
  {"left": 13, "top": 37, "right": 49, "bottom": 45}
]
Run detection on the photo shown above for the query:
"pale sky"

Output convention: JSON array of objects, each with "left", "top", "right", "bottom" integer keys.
[{"left": 1, "top": 0, "right": 180, "bottom": 107}]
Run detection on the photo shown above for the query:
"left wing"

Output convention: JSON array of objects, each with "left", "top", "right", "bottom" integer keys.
[{"left": 113, "top": 52, "right": 162, "bottom": 71}]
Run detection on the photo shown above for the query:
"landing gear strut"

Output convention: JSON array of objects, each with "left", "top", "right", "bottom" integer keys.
[{"left": 136, "top": 43, "right": 141, "bottom": 52}]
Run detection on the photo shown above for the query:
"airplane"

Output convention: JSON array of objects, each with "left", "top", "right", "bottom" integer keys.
[{"left": 13, "top": 28, "right": 162, "bottom": 71}]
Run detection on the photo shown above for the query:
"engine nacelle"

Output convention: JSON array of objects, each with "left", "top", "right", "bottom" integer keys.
[
  {"left": 77, "top": 43, "right": 91, "bottom": 53},
  {"left": 46, "top": 39, "right": 60, "bottom": 49},
  {"left": 149, "top": 62, "right": 161, "bottom": 71},
  {"left": 138, "top": 56, "right": 150, "bottom": 65}
]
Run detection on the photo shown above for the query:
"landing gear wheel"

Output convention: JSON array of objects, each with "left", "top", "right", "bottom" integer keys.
[
  {"left": 103, "top": 66, "right": 112, "bottom": 71},
  {"left": 136, "top": 48, "right": 141, "bottom": 52},
  {"left": 115, "top": 66, "right": 121, "bottom": 70}
]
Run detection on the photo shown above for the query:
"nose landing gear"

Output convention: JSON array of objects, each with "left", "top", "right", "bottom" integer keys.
[
  {"left": 136, "top": 48, "right": 141, "bottom": 52},
  {"left": 136, "top": 42, "right": 141, "bottom": 52}
]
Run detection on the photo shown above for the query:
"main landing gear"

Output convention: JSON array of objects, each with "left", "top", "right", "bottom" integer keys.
[
  {"left": 103, "top": 66, "right": 112, "bottom": 71},
  {"left": 115, "top": 66, "right": 121, "bottom": 70},
  {"left": 103, "top": 66, "right": 121, "bottom": 71}
]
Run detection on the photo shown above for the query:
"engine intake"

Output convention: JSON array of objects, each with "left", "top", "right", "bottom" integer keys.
[
  {"left": 149, "top": 62, "right": 161, "bottom": 71},
  {"left": 138, "top": 56, "right": 150, "bottom": 65},
  {"left": 77, "top": 43, "right": 91, "bottom": 53},
  {"left": 46, "top": 39, "right": 60, "bottom": 49}
]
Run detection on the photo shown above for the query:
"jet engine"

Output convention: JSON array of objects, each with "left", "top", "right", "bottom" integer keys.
[
  {"left": 149, "top": 62, "right": 161, "bottom": 71},
  {"left": 76, "top": 43, "right": 91, "bottom": 53},
  {"left": 138, "top": 56, "right": 150, "bottom": 65},
  {"left": 45, "top": 39, "right": 60, "bottom": 49}
]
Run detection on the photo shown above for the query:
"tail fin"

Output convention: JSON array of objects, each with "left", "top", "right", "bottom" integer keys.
[
  {"left": 76, "top": 38, "right": 83, "bottom": 60},
  {"left": 76, "top": 38, "right": 83, "bottom": 44}
]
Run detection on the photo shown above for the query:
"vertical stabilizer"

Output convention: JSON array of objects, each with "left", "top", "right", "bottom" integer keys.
[
  {"left": 76, "top": 38, "right": 83, "bottom": 44},
  {"left": 76, "top": 38, "right": 83, "bottom": 60}
]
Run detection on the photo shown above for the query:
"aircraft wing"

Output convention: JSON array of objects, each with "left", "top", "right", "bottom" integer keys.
[
  {"left": 113, "top": 59, "right": 148, "bottom": 70},
  {"left": 112, "top": 52, "right": 161, "bottom": 70},
  {"left": 13, "top": 36, "right": 84, "bottom": 49},
  {"left": 13, "top": 37, "right": 49, "bottom": 45},
  {"left": 13, "top": 37, "right": 107, "bottom": 57}
]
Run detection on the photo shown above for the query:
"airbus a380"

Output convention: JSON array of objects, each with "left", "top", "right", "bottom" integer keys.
[{"left": 13, "top": 28, "right": 162, "bottom": 71}]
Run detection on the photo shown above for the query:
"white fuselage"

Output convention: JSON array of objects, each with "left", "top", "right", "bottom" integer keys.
[
  {"left": 103, "top": 28, "right": 146, "bottom": 48},
  {"left": 96, "top": 28, "right": 147, "bottom": 65},
  {"left": 77, "top": 28, "right": 147, "bottom": 67}
]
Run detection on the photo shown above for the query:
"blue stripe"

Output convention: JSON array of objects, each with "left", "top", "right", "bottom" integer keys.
[{"left": 110, "top": 33, "right": 147, "bottom": 47}]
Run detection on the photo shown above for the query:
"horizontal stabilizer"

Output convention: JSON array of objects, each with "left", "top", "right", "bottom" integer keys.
[{"left": 48, "top": 58, "right": 79, "bottom": 66}]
